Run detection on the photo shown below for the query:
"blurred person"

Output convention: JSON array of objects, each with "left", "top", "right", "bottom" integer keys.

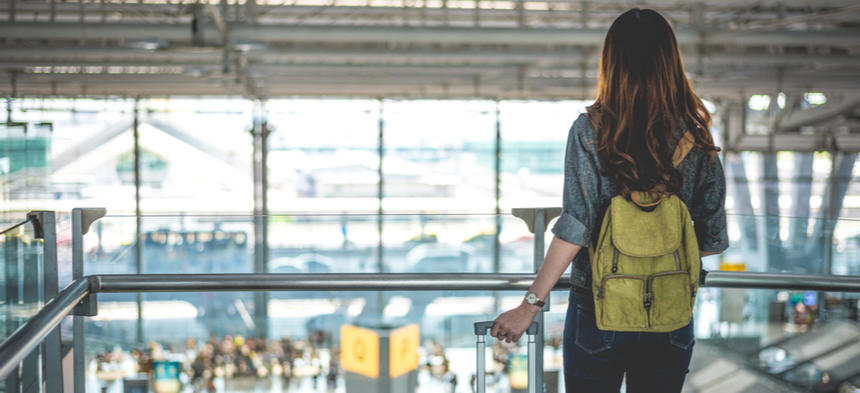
[
  {"left": 489, "top": 8, "right": 728, "bottom": 393},
  {"left": 275, "top": 335, "right": 298, "bottom": 388},
  {"left": 190, "top": 344, "right": 214, "bottom": 390},
  {"left": 185, "top": 338, "right": 198, "bottom": 364},
  {"left": 327, "top": 345, "right": 340, "bottom": 391},
  {"left": 426, "top": 340, "right": 450, "bottom": 379}
]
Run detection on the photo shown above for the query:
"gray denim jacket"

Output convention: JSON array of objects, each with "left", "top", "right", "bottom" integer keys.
[{"left": 550, "top": 111, "right": 730, "bottom": 289}]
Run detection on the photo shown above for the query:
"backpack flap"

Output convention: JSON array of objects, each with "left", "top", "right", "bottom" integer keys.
[{"left": 610, "top": 195, "right": 682, "bottom": 257}]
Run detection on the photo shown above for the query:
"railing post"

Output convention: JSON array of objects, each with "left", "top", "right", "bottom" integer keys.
[
  {"left": 532, "top": 209, "right": 546, "bottom": 393},
  {"left": 28, "top": 211, "right": 62, "bottom": 393},
  {"left": 72, "top": 208, "right": 105, "bottom": 393},
  {"left": 511, "top": 207, "right": 561, "bottom": 393},
  {"left": 3, "top": 223, "right": 21, "bottom": 392},
  {"left": 251, "top": 105, "right": 270, "bottom": 340},
  {"left": 21, "top": 219, "right": 39, "bottom": 393}
]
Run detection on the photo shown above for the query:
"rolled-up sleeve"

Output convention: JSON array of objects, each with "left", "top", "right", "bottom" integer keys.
[
  {"left": 551, "top": 117, "right": 600, "bottom": 247},
  {"left": 691, "top": 154, "right": 730, "bottom": 252}
]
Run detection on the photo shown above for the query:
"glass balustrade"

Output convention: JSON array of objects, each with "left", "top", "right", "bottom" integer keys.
[
  {"left": 65, "top": 212, "right": 857, "bottom": 393},
  {"left": 1, "top": 216, "right": 48, "bottom": 393},
  {"left": 1, "top": 217, "right": 44, "bottom": 342},
  {"left": 1, "top": 211, "right": 858, "bottom": 393}
]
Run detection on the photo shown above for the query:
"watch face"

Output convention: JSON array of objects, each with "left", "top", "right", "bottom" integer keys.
[{"left": 527, "top": 293, "right": 537, "bottom": 303}]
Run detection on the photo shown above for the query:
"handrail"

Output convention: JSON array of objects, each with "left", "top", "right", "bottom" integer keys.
[
  {"left": 704, "top": 271, "right": 860, "bottom": 292},
  {"left": 92, "top": 271, "right": 860, "bottom": 293},
  {"left": 0, "top": 217, "right": 32, "bottom": 235},
  {"left": 0, "top": 278, "right": 90, "bottom": 379},
  {"left": 93, "top": 273, "right": 546, "bottom": 292},
  {"left": 1, "top": 271, "right": 859, "bottom": 380}
]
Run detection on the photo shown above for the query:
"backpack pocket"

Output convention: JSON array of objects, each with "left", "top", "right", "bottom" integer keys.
[
  {"left": 648, "top": 271, "right": 693, "bottom": 328},
  {"left": 596, "top": 275, "right": 648, "bottom": 329}
]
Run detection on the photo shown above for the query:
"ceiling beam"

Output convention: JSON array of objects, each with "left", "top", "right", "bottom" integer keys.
[
  {"left": 3, "top": 47, "right": 860, "bottom": 69},
  {"left": 2, "top": 22, "right": 859, "bottom": 47},
  {"left": 776, "top": 95, "right": 860, "bottom": 132},
  {"left": 729, "top": 133, "right": 860, "bottom": 152},
  {"left": 5, "top": 1, "right": 858, "bottom": 19},
  {"left": 6, "top": 71, "right": 860, "bottom": 99}
]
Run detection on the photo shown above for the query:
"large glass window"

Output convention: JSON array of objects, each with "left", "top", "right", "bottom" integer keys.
[
  {"left": 266, "top": 100, "right": 380, "bottom": 275},
  {"left": 382, "top": 100, "right": 497, "bottom": 273},
  {"left": 138, "top": 98, "right": 255, "bottom": 274},
  {"left": 498, "top": 100, "right": 587, "bottom": 272},
  {"left": 2, "top": 98, "right": 135, "bottom": 215},
  {"left": 498, "top": 100, "right": 585, "bottom": 210},
  {"left": 4, "top": 96, "right": 860, "bottom": 393}
]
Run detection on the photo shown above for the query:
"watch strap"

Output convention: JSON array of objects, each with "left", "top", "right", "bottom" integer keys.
[{"left": 526, "top": 292, "right": 545, "bottom": 308}]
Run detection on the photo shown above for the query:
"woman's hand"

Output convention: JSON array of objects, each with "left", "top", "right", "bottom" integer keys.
[
  {"left": 490, "top": 301, "right": 540, "bottom": 344},
  {"left": 488, "top": 237, "right": 581, "bottom": 343}
]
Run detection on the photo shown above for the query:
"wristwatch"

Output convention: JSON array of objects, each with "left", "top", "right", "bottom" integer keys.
[{"left": 525, "top": 292, "right": 545, "bottom": 308}]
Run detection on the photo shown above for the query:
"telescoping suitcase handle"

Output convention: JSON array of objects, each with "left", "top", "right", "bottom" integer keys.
[{"left": 474, "top": 321, "right": 540, "bottom": 393}]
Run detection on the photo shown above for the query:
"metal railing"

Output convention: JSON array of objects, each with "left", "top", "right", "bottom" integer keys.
[
  {"left": 1, "top": 211, "right": 63, "bottom": 393},
  {"left": 2, "top": 271, "right": 859, "bottom": 385},
  {"left": 1, "top": 208, "right": 859, "bottom": 392}
]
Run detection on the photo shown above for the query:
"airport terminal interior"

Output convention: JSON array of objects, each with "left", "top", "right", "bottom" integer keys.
[{"left": 1, "top": 0, "right": 860, "bottom": 392}]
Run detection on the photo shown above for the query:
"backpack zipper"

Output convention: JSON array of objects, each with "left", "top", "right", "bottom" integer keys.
[
  {"left": 644, "top": 277, "right": 653, "bottom": 328},
  {"left": 611, "top": 249, "right": 619, "bottom": 273},
  {"left": 643, "top": 271, "right": 687, "bottom": 328},
  {"left": 596, "top": 274, "right": 643, "bottom": 299}
]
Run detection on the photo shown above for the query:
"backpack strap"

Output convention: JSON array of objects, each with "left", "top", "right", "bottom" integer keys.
[
  {"left": 672, "top": 130, "right": 695, "bottom": 168},
  {"left": 586, "top": 102, "right": 696, "bottom": 169},
  {"left": 629, "top": 130, "right": 695, "bottom": 209},
  {"left": 585, "top": 102, "right": 603, "bottom": 132}
]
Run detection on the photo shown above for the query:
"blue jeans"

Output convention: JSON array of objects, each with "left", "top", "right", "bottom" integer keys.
[{"left": 563, "top": 290, "right": 695, "bottom": 393}]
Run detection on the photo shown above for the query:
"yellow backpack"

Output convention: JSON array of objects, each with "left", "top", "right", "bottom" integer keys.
[{"left": 589, "top": 131, "right": 701, "bottom": 332}]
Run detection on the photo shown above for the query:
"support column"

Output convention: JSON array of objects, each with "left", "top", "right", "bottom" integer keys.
[
  {"left": 493, "top": 101, "right": 501, "bottom": 275},
  {"left": 377, "top": 100, "right": 384, "bottom": 275},
  {"left": 724, "top": 97, "right": 746, "bottom": 153},
  {"left": 376, "top": 100, "right": 385, "bottom": 321},
  {"left": 727, "top": 155, "right": 759, "bottom": 260},
  {"left": 251, "top": 103, "right": 270, "bottom": 339},
  {"left": 810, "top": 152, "right": 856, "bottom": 318},
  {"left": 808, "top": 152, "right": 856, "bottom": 273},
  {"left": 788, "top": 153, "right": 813, "bottom": 270},
  {"left": 761, "top": 153, "right": 782, "bottom": 271},
  {"left": 5, "top": 96, "right": 11, "bottom": 125},
  {"left": 493, "top": 101, "right": 501, "bottom": 313},
  {"left": 133, "top": 99, "right": 144, "bottom": 345},
  {"left": 725, "top": 98, "right": 760, "bottom": 267}
]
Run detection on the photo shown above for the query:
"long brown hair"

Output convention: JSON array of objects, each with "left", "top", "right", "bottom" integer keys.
[{"left": 591, "top": 8, "right": 719, "bottom": 199}]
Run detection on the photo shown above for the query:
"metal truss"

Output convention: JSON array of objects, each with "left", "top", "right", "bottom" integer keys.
[{"left": 0, "top": 0, "right": 858, "bottom": 101}]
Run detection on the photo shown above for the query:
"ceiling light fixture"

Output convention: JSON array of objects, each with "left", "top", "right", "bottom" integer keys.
[{"left": 126, "top": 37, "right": 168, "bottom": 51}]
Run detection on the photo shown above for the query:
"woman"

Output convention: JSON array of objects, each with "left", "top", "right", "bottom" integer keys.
[{"left": 490, "top": 8, "right": 729, "bottom": 393}]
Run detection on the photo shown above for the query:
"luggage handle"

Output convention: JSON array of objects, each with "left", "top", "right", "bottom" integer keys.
[
  {"left": 474, "top": 320, "right": 539, "bottom": 336},
  {"left": 473, "top": 321, "right": 540, "bottom": 393}
]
